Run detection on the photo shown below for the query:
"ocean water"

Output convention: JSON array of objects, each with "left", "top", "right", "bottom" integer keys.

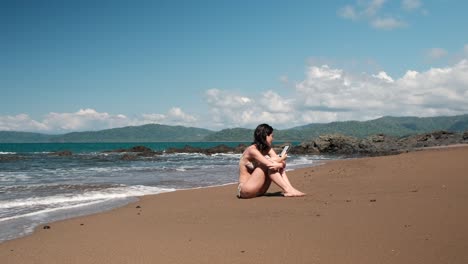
[{"left": 0, "top": 142, "right": 335, "bottom": 242}]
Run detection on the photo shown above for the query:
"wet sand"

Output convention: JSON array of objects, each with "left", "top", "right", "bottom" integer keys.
[{"left": 1, "top": 146, "right": 468, "bottom": 263}]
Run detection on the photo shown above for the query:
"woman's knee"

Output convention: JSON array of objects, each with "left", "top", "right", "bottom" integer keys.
[{"left": 239, "top": 188, "right": 258, "bottom": 198}]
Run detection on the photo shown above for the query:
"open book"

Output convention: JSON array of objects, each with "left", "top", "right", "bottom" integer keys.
[{"left": 279, "top": 145, "right": 290, "bottom": 157}]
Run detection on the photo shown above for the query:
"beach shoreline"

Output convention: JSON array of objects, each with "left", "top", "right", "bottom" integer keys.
[{"left": 1, "top": 145, "right": 468, "bottom": 263}]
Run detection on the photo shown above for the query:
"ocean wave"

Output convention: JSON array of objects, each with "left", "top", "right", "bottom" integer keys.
[
  {"left": 0, "top": 173, "right": 33, "bottom": 182},
  {"left": 0, "top": 185, "right": 175, "bottom": 212},
  {"left": 211, "top": 153, "right": 241, "bottom": 158},
  {"left": 0, "top": 183, "right": 122, "bottom": 193}
]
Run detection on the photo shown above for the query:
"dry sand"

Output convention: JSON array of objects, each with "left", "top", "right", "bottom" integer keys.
[{"left": 1, "top": 146, "right": 468, "bottom": 264}]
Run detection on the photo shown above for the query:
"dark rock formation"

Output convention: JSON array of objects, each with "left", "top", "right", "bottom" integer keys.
[
  {"left": 120, "top": 154, "right": 138, "bottom": 160},
  {"left": 103, "top": 145, "right": 160, "bottom": 160},
  {"left": 399, "top": 130, "right": 462, "bottom": 149},
  {"left": 164, "top": 144, "right": 247, "bottom": 155},
  {"left": 0, "top": 155, "right": 22, "bottom": 162},
  {"left": 52, "top": 150, "right": 73, "bottom": 156},
  {"left": 294, "top": 130, "right": 468, "bottom": 156},
  {"left": 313, "top": 134, "right": 361, "bottom": 154},
  {"left": 104, "top": 145, "right": 155, "bottom": 153}
]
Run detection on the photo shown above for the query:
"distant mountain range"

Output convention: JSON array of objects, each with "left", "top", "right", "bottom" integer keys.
[{"left": 1, "top": 114, "right": 468, "bottom": 143}]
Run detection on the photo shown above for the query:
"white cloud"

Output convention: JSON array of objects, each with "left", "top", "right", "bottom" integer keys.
[
  {"left": 371, "top": 17, "right": 406, "bottom": 30},
  {"left": 279, "top": 75, "right": 289, "bottom": 84},
  {"left": 259, "top": 91, "right": 294, "bottom": 113},
  {"left": 204, "top": 89, "right": 296, "bottom": 129},
  {"left": 0, "top": 114, "right": 48, "bottom": 132},
  {"left": 295, "top": 64, "right": 392, "bottom": 112},
  {"left": 141, "top": 108, "right": 197, "bottom": 126},
  {"left": 0, "top": 110, "right": 127, "bottom": 133},
  {"left": 200, "top": 58, "right": 468, "bottom": 129},
  {"left": 338, "top": 5, "right": 359, "bottom": 20},
  {"left": 204, "top": 89, "right": 257, "bottom": 128},
  {"left": 373, "top": 71, "right": 394, "bottom": 83},
  {"left": 426, "top": 48, "right": 448, "bottom": 60},
  {"left": 141, "top": 113, "right": 168, "bottom": 124},
  {"left": 42, "top": 109, "right": 130, "bottom": 132},
  {"left": 167, "top": 107, "right": 197, "bottom": 124},
  {"left": 338, "top": 0, "right": 423, "bottom": 30},
  {"left": 364, "top": 0, "right": 386, "bottom": 17},
  {"left": 402, "top": 0, "right": 422, "bottom": 11},
  {"left": 295, "top": 59, "right": 468, "bottom": 120},
  {"left": 205, "top": 89, "right": 252, "bottom": 108}
]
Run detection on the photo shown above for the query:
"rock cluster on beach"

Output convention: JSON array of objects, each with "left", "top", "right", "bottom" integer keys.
[{"left": 294, "top": 130, "right": 468, "bottom": 155}]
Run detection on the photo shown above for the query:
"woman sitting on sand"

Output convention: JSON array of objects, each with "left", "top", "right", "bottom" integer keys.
[{"left": 237, "top": 124, "right": 305, "bottom": 198}]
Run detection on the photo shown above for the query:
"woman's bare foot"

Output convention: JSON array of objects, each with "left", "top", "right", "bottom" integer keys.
[{"left": 283, "top": 188, "right": 306, "bottom": 197}]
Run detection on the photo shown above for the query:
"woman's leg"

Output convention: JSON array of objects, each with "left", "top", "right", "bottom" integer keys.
[
  {"left": 257, "top": 175, "right": 272, "bottom": 196},
  {"left": 239, "top": 167, "right": 269, "bottom": 198},
  {"left": 280, "top": 170, "right": 304, "bottom": 193},
  {"left": 240, "top": 168, "right": 304, "bottom": 198},
  {"left": 269, "top": 170, "right": 305, "bottom": 197}
]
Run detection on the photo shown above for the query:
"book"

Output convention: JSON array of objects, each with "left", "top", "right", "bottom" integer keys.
[{"left": 279, "top": 145, "right": 290, "bottom": 157}]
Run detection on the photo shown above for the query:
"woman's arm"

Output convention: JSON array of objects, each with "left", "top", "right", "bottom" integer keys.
[
  {"left": 268, "top": 148, "right": 287, "bottom": 164},
  {"left": 248, "top": 146, "right": 283, "bottom": 170}
]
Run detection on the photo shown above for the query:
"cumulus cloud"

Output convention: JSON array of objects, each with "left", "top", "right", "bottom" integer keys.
[
  {"left": 293, "top": 59, "right": 468, "bottom": 120},
  {"left": 140, "top": 108, "right": 197, "bottom": 126},
  {"left": 42, "top": 109, "right": 130, "bottom": 132},
  {"left": 0, "top": 114, "right": 49, "bottom": 132},
  {"left": 339, "top": 0, "right": 422, "bottom": 30},
  {"left": 202, "top": 58, "right": 468, "bottom": 128},
  {"left": 204, "top": 89, "right": 296, "bottom": 129},
  {"left": 204, "top": 89, "right": 255, "bottom": 127}
]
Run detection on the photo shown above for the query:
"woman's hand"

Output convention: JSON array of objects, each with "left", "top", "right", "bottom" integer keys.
[
  {"left": 267, "top": 160, "right": 284, "bottom": 171},
  {"left": 271, "top": 153, "right": 287, "bottom": 163}
]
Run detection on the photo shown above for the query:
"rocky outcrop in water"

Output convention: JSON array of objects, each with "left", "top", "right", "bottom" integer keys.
[
  {"left": 49, "top": 150, "right": 73, "bottom": 156},
  {"left": 0, "top": 155, "right": 22, "bottom": 162},
  {"left": 103, "top": 145, "right": 160, "bottom": 160},
  {"left": 164, "top": 144, "right": 247, "bottom": 155}
]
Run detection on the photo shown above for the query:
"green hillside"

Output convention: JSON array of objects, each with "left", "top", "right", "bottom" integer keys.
[
  {"left": 0, "top": 131, "right": 53, "bottom": 143},
  {"left": 202, "top": 128, "right": 252, "bottom": 141},
  {"left": 286, "top": 115, "right": 468, "bottom": 140},
  {"left": 0, "top": 124, "right": 214, "bottom": 143},
  {"left": 204, "top": 114, "right": 468, "bottom": 141},
  {"left": 50, "top": 124, "right": 214, "bottom": 142}
]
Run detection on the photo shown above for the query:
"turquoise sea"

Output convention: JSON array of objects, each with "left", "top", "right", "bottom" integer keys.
[{"left": 0, "top": 142, "right": 335, "bottom": 242}]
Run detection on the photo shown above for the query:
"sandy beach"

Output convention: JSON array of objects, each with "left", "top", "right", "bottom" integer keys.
[{"left": 1, "top": 146, "right": 468, "bottom": 264}]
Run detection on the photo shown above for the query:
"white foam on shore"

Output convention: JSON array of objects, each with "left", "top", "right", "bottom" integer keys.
[
  {"left": 0, "top": 185, "right": 177, "bottom": 242},
  {"left": 0, "top": 185, "right": 175, "bottom": 222}
]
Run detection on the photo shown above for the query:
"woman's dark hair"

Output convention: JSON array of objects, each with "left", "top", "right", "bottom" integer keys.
[{"left": 253, "top": 123, "right": 273, "bottom": 154}]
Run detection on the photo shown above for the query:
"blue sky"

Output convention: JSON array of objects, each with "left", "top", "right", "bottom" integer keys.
[{"left": 1, "top": 0, "right": 468, "bottom": 133}]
